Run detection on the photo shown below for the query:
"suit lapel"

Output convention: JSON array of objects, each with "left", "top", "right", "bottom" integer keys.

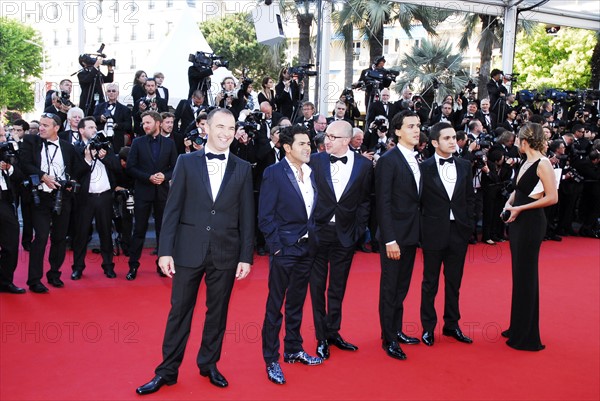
[
  {"left": 452, "top": 156, "right": 464, "bottom": 199},
  {"left": 428, "top": 158, "right": 449, "bottom": 200},
  {"left": 214, "top": 156, "right": 236, "bottom": 203},
  {"left": 339, "top": 153, "right": 361, "bottom": 200},
  {"left": 322, "top": 154, "right": 335, "bottom": 197},
  {"left": 394, "top": 147, "right": 419, "bottom": 195},
  {"left": 283, "top": 159, "right": 304, "bottom": 209},
  {"left": 197, "top": 149, "right": 213, "bottom": 201}
]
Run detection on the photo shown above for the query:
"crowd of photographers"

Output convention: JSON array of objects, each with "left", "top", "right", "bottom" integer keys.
[{"left": 0, "top": 55, "right": 599, "bottom": 294}]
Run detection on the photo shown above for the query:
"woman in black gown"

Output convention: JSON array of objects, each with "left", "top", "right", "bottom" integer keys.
[{"left": 502, "top": 123, "right": 558, "bottom": 351}]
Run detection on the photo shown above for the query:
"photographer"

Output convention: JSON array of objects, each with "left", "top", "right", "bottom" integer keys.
[
  {"left": 174, "top": 90, "right": 206, "bottom": 137},
  {"left": 44, "top": 92, "right": 70, "bottom": 129},
  {"left": 294, "top": 101, "right": 316, "bottom": 126},
  {"left": 327, "top": 101, "right": 354, "bottom": 127},
  {"left": 457, "top": 101, "right": 479, "bottom": 134},
  {"left": 131, "top": 70, "right": 148, "bottom": 104},
  {"left": 230, "top": 110, "right": 258, "bottom": 163},
  {"left": 182, "top": 112, "right": 209, "bottom": 154},
  {"left": 487, "top": 69, "right": 507, "bottom": 115},
  {"left": 132, "top": 78, "right": 168, "bottom": 137},
  {"left": 365, "top": 115, "right": 390, "bottom": 157},
  {"left": 45, "top": 79, "right": 73, "bottom": 109},
  {"left": 358, "top": 56, "right": 391, "bottom": 111},
  {"left": 275, "top": 67, "right": 304, "bottom": 120},
  {"left": 113, "top": 147, "right": 134, "bottom": 256},
  {"left": 93, "top": 84, "right": 132, "bottom": 153},
  {"left": 475, "top": 98, "right": 497, "bottom": 134},
  {"left": 70, "top": 117, "right": 120, "bottom": 280},
  {"left": 576, "top": 149, "right": 600, "bottom": 238},
  {"left": 214, "top": 77, "right": 244, "bottom": 118},
  {"left": 78, "top": 55, "right": 114, "bottom": 117},
  {"left": 366, "top": 88, "right": 396, "bottom": 126},
  {"left": 339, "top": 88, "right": 361, "bottom": 122},
  {"left": 19, "top": 113, "right": 87, "bottom": 293},
  {"left": 481, "top": 149, "right": 512, "bottom": 244}
]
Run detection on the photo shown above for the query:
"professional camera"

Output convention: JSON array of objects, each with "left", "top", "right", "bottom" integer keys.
[
  {"left": 476, "top": 134, "right": 494, "bottom": 149},
  {"left": 23, "top": 175, "right": 41, "bottom": 206},
  {"left": 504, "top": 73, "right": 519, "bottom": 83},
  {"left": 59, "top": 91, "right": 74, "bottom": 107},
  {"left": 188, "top": 51, "right": 228, "bottom": 70},
  {"left": 473, "top": 149, "right": 488, "bottom": 170},
  {"left": 288, "top": 64, "right": 317, "bottom": 81},
  {"left": 0, "top": 141, "right": 18, "bottom": 164},
  {"left": 373, "top": 116, "right": 388, "bottom": 133},
  {"left": 563, "top": 165, "right": 584, "bottom": 183},
  {"left": 341, "top": 88, "right": 354, "bottom": 104},
  {"left": 88, "top": 131, "right": 111, "bottom": 153},
  {"left": 113, "top": 189, "right": 134, "bottom": 219},
  {"left": 365, "top": 68, "right": 399, "bottom": 86},
  {"left": 465, "top": 79, "right": 477, "bottom": 91},
  {"left": 140, "top": 96, "right": 156, "bottom": 109},
  {"left": 185, "top": 130, "right": 208, "bottom": 147},
  {"left": 79, "top": 43, "right": 116, "bottom": 67},
  {"left": 545, "top": 89, "right": 568, "bottom": 103},
  {"left": 53, "top": 179, "right": 81, "bottom": 215},
  {"left": 237, "top": 111, "right": 265, "bottom": 138}
]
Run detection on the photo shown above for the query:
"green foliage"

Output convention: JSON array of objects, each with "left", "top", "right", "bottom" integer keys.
[
  {"left": 396, "top": 38, "right": 470, "bottom": 103},
  {"left": 514, "top": 25, "right": 596, "bottom": 90},
  {"left": 199, "top": 13, "right": 286, "bottom": 81},
  {"left": 0, "top": 18, "right": 44, "bottom": 112}
]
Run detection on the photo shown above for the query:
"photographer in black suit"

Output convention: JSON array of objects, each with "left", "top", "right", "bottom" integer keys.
[
  {"left": 174, "top": 90, "right": 205, "bottom": 136},
  {"left": 93, "top": 84, "right": 132, "bottom": 153},
  {"left": 275, "top": 67, "right": 304, "bottom": 120},
  {"left": 45, "top": 79, "right": 73, "bottom": 109},
  {"left": 132, "top": 79, "right": 169, "bottom": 137},
  {"left": 78, "top": 56, "right": 114, "bottom": 117},
  {"left": 487, "top": 69, "right": 507, "bottom": 116}
]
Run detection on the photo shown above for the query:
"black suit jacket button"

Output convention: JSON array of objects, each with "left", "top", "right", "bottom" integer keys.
[
  {"left": 211, "top": 210, "right": 216, "bottom": 215},
  {"left": 206, "top": 226, "right": 211, "bottom": 231}
]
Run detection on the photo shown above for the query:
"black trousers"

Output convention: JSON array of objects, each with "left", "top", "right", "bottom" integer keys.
[
  {"left": 262, "top": 243, "right": 313, "bottom": 364},
  {"left": 379, "top": 244, "right": 417, "bottom": 344},
  {"left": 155, "top": 253, "right": 236, "bottom": 381},
  {"left": 309, "top": 224, "right": 355, "bottom": 341},
  {"left": 128, "top": 197, "right": 165, "bottom": 269},
  {"left": 28, "top": 191, "right": 72, "bottom": 286},
  {"left": 17, "top": 190, "right": 33, "bottom": 246},
  {"left": 0, "top": 199, "right": 20, "bottom": 286},
  {"left": 420, "top": 222, "right": 468, "bottom": 332},
  {"left": 72, "top": 191, "right": 114, "bottom": 272}
]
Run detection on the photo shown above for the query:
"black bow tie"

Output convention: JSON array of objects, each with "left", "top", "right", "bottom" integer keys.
[
  {"left": 483, "top": 113, "right": 489, "bottom": 116},
  {"left": 330, "top": 155, "right": 348, "bottom": 164},
  {"left": 206, "top": 152, "right": 226, "bottom": 160},
  {"left": 439, "top": 157, "right": 454, "bottom": 165}
]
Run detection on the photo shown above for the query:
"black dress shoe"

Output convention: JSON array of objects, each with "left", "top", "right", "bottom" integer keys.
[
  {"left": 370, "top": 242, "right": 380, "bottom": 253},
  {"left": 29, "top": 283, "right": 49, "bottom": 293},
  {"left": 422, "top": 331, "right": 435, "bottom": 346},
  {"left": 48, "top": 277, "right": 64, "bottom": 288},
  {"left": 383, "top": 341, "right": 407, "bottom": 360},
  {"left": 0, "top": 283, "right": 26, "bottom": 294},
  {"left": 135, "top": 375, "right": 176, "bottom": 395},
  {"left": 501, "top": 329, "right": 510, "bottom": 338},
  {"left": 126, "top": 267, "right": 138, "bottom": 281},
  {"left": 442, "top": 327, "right": 473, "bottom": 344},
  {"left": 283, "top": 351, "right": 323, "bottom": 365},
  {"left": 328, "top": 336, "right": 358, "bottom": 351},
  {"left": 316, "top": 340, "right": 329, "bottom": 360},
  {"left": 150, "top": 248, "right": 158, "bottom": 255},
  {"left": 22, "top": 243, "right": 31, "bottom": 252},
  {"left": 266, "top": 362, "right": 285, "bottom": 385},
  {"left": 71, "top": 271, "right": 82, "bottom": 280},
  {"left": 358, "top": 244, "right": 371, "bottom": 253},
  {"left": 200, "top": 367, "right": 228, "bottom": 388},
  {"left": 397, "top": 332, "right": 420, "bottom": 345},
  {"left": 104, "top": 270, "right": 117, "bottom": 278}
]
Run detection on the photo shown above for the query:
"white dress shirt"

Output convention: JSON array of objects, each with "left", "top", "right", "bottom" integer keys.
[
  {"left": 286, "top": 158, "right": 314, "bottom": 222},
  {"left": 204, "top": 145, "right": 229, "bottom": 202},
  {"left": 329, "top": 149, "right": 354, "bottom": 223},
  {"left": 40, "top": 138, "right": 65, "bottom": 192},
  {"left": 397, "top": 143, "right": 420, "bottom": 193}
]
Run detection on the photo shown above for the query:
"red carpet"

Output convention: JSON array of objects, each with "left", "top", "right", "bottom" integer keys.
[{"left": 1, "top": 238, "right": 599, "bottom": 400}]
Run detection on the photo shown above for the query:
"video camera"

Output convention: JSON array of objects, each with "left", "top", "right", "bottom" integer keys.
[
  {"left": 504, "top": 73, "right": 519, "bottom": 83},
  {"left": 364, "top": 68, "right": 399, "bottom": 86},
  {"left": 188, "top": 51, "right": 229, "bottom": 70},
  {"left": 79, "top": 43, "right": 116, "bottom": 68},
  {"left": 288, "top": 64, "right": 317, "bottom": 81},
  {"left": 0, "top": 141, "right": 18, "bottom": 164}
]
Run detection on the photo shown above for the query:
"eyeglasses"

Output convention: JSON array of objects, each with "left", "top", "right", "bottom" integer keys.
[
  {"left": 325, "top": 134, "right": 346, "bottom": 141},
  {"left": 41, "top": 112, "right": 56, "bottom": 118}
]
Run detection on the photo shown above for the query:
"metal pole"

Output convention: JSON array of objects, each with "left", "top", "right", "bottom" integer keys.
[
  {"left": 502, "top": 1, "right": 519, "bottom": 92},
  {"left": 318, "top": 0, "right": 331, "bottom": 115},
  {"left": 314, "top": 0, "right": 323, "bottom": 108}
]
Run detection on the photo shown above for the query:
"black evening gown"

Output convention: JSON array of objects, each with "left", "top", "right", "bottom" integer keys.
[{"left": 505, "top": 159, "right": 546, "bottom": 351}]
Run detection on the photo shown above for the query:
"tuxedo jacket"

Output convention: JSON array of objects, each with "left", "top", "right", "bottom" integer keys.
[
  {"left": 310, "top": 151, "right": 372, "bottom": 248},
  {"left": 366, "top": 101, "right": 397, "bottom": 126},
  {"left": 375, "top": 146, "right": 421, "bottom": 246},
  {"left": 58, "top": 129, "right": 80, "bottom": 144},
  {"left": 158, "top": 150, "right": 255, "bottom": 269},
  {"left": 157, "top": 86, "right": 169, "bottom": 105},
  {"left": 132, "top": 97, "right": 169, "bottom": 136},
  {"left": 474, "top": 110, "right": 497, "bottom": 133},
  {"left": 93, "top": 101, "right": 133, "bottom": 135},
  {"left": 174, "top": 99, "right": 200, "bottom": 135},
  {"left": 487, "top": 79, "right": 508, "bottom": 112},
  {"left": 326, "top": 116, "right": 355, "bottom": 127},
  {"left": 19, "top": 135, "right": 87, "bottom": 183},
  {"left": 71, "top": 147, "right": 121, "bottom": 202},
  {"left": 419, "top": 155, "right": 474, "bottom": 250},
  {"left": 126, "top": 134, "right": 178, "bottom": 202},
  {"left": 258, "top": 158, "right": 318, "bottom": 256},
  {"left": 77, "top": 68, "right": 114, "bottom": 115},
  {"left": 275, "top": 81, "right": 302, "bottom": 119}
]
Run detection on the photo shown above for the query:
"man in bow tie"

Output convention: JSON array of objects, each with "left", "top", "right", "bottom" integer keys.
[
  {"left": 418, "top": 122, "right": 475, "bottom": 347},
  {"left": 308, "top": 120, "right": 372, "bottom": 360}
]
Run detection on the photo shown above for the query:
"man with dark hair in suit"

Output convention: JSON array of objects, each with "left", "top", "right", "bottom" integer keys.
[
  {"left": 78, "top": 56, "right": 114, "bottom": 117},
  {"left": 487, "top": 69, "right": 507, "bottom": 115},
  {"left": 275, "top": 67, "right": 304, "bottom": 120},
  {"left": 376, "top": 110, "right": 423, "bottom": 360},
  {"left": 419, "top": 122, "right": 475, "bottom": 347},
  {"left": 45, "top": 79, "right": 73, "bottom": 109},
  {"left": 93, "top": 84, "right": 132, "bottom": 153},
  {"left": 259, "top": 124, "right": 322, "bottom": 385},
  {"left": 126, "top": 111, "right": 178, "bottom": 280},
  {"left": 44, "top": 92, "right": 69, "bottom": 129},
  {"left": 309, "top": 120, "right": 372, "bottom": 360},
  {"left": 327, "top": 101, "right": 355, "bottom": 127},
  {"left": 135, "top": 108, "right": 254, "bottom": 395},
  {"left": 153, "top": 72, "right": 169, "bottom": 105},
  {"left": 19, "top": 113, "right": 87, "bottom": 293},
  {"left": 174, "top": 90, "right": 205, "bottom": 136}
]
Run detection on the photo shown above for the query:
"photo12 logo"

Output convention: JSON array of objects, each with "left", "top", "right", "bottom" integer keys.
[{"left": 1, "top": 321, "right": 140, "bottom": 344}]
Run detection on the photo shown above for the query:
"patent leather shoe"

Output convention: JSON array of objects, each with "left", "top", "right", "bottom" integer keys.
[
  {"left": 200, "top": 367, "right": 228, "bottom": 388},
  {"left": 135, "top": 375, "right": 176, "bottom": 395},
  {"left": 104, "top": 269, "right": 117, "bottom": 278},
  {"left": 397, "top": 332, "right": 420, "bottom": 345},
  {"left": 266, "top": 362, "right": 286, "bottom": 385},
  {"left": 383, "top": 341, "right": 407, "bottom": 360},
  {"left": 29, "top": 283, "right": 49, "bottom": 293},
  {"left": 283, "top": 351, "right": 323, "bottom": 365},
  {"left": 71, "top": 270, "right": 82, "bottom": 280},
  {"left": 328, "top": 336, "right": 358, "bottom": 351},
  {"left": 48, "top": 277, "right": 64, "bottom": 288},
  {"left": 126, "top": 267, "right": 138, "bottom": 281},
  {"left": 422, "top": 331, "right": 435, "bottom": 346},
  {"left": 501, "top": 329, "right": 510, "bottom": 338},
  {"left": 316, "top": 340, "right": 329, "bottom": 360},
  {"left": 0, "top": 283, "right": 26, "bottom": 294},
  {"left": 442, "top": 327, "right": 473, "bottom": 344}
]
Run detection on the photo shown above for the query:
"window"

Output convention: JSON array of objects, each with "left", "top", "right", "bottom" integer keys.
[
  {"left": 114, "top": 26, "right": 119, "bottom": 42},
  {"left": 353, "top": 41, "right": 361, "bottom": 61},
  {"left": 66, "top": 29, "right": 72, "bottom": 45},
  {"left": 53, "top": 30, "right": 59, "bottom": 46},
  {"left": 166, "top": 21, "right": 173, "bottom": 35},
  {"left": 187, "top": 0, "right": 196, "bottom": 7},
  {"left": 148, "top": 0, "right": 155, "bottom": 9},
  {"left": 130, "top": 50, "right": 136, "bottom": 69},
  {"left": 131, "top": 25, "right": 136, "bottom": 40},
  {"left": 148, "top": 24, "right": 154, "bottom": 40},
  {"left": 395, "top": 39, "right": 400, "bottom": 53},
  {"left": 167, "top": 0, "right": 173, "bottom": 7},
  {"left": 98, "top": 27, "right": 103, "bottom": 42},
  {"left": 383, "top": 38, "right": 389, "bottom": 54}
]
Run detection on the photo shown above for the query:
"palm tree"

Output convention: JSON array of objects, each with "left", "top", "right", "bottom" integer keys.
[
  {"left": 459, "top": 13, "right": 535, "bottom": 99},
  {"left": 396, "top": 38, "right": 470, "bottom": 106},
  {"left": 591, "top": 31, "right": 600, "bottom": 90}
]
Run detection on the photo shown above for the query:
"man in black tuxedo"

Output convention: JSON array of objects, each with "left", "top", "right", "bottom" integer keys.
[
  {"left": 132, "top": 79, "right": 169, "bottom": 137},
  {"left": 475, "top": 98, "right": 497, "bottom": 134},
  {"left": 78, "top": 56, "right": 114, "bottom": 117},
  {"left": 376, "top": 110, "right": 423, "bottom": 360},
  {"left": 93, "top": 84, "right": 132, "bottom": 153},
  {"left": 58, "top": 107, "right": 84, "bottom": 144},
  {"left": 487, "top": 69, "right": 507, "bottom": 115},
  {"left": 19, "top": 113, "right": 87, "bottom": 293},
  {"left": 255, "top": 101, "right": 284, "bottom": 152},
  {"left": 174, "top": 90, "right": 205, "bottom": 136},
  {"left": 309, "top": 121, "right": 372, "bottom": 360},
  {"left": 419, "top": 122, "right": 475, "bottom": 346},
  {"left": 44, "top": 93, "right": 69, "bottom": 129},
  {"left": 430, "top": 102, "right": 459, "bottom": 126},
  {"left": 44, "top": 79, "right": 73, "bottom": 109},
  {"left": 366, "top": 88, "right": 396, "bottom": 126},
  {"left": 70, "top": 117, "right": 120, "bottom": 280},
  {"left": 327, "top": 101, "right": 355, "bottom": 127},
  {"left": 275, "top": 68, "right": 304, "bottom": 120},
  {"left": 126, "top": 111, "right": 178, "bottom": 280},
  {"left": 259, "top": 125, "right": 322, "bottom": 385},
  {"left": 154, "top": 72, "right": 169, "bottom": 105},
  {"left": 135, "top": 109, "right": 254, "bottom": 395}
]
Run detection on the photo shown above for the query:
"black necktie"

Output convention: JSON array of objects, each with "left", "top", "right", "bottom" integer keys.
[
  {"left": 330, "top": 155, "right": 348, "bottom": 164},
  {"left": 206, "top": 152, "right": 225, "bottom": 160},
  {"left": 439, "top": 157, "right": 454, "bottom": 165}
]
